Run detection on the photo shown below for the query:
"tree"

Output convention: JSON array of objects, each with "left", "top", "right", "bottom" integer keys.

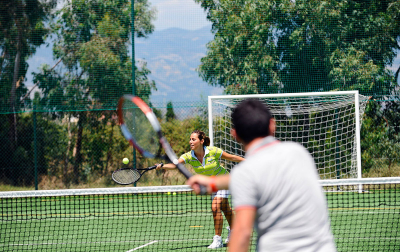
[
  {"left": 0, "top": 0, "right": 56, "bottom": 186},
  {"left": 166, "top": 101, "right": 176, "bottom": 121},
  {"left": 361, "top": 99, "right": 400, "bottom": 176},
  {"left": 32, "top": 0, "right": 156, "bottom": 183},
  {"left": 195, "top": 0, "right": 400, "bottom": 96},
  {"left": 0, "top": 0, "right": 56, "bottom": 149}
]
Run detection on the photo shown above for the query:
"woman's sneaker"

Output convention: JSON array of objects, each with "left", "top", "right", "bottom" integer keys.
[
  {"left": 208, "top": 235, "right": 223, "bottom": 249},
  {"left": 225, "top": 226, "right": 231, "bottom": 244}
]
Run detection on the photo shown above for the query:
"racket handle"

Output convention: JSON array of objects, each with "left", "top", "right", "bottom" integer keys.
[
  {"left": 176, "top": 163, "right": 195, "bottom": 179},
  {"left": 198, "top": 185, "right": 207, "bottom": 195},
  {"left": 176, "top": 163, "right": 207, "bottom": 195}
]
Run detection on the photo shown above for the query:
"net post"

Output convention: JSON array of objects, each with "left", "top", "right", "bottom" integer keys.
[
  {"left": 334, "top": 110, "right": 340, "bottom": 180},
  {"left": 208, "top": 96, "right": 214, "bottom": 147}
]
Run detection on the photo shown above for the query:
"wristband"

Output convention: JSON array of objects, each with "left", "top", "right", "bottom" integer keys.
[{"left": 210, "top": 176, "right": 218, "bottom": 192}]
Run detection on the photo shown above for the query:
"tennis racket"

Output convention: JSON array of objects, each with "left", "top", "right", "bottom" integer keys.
[
  {"left": 112, "top": 163, "right": 163, "bottom": 185},
  {"left": 117, "top": 95, "right": 206, "bottom": 194}
]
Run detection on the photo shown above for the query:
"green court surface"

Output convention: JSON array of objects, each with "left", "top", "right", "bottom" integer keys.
[
  {"left": 326, "top": 189, "right": 400, "bottom": 252},
  {"left": 0, "top": 193, "right": 239, "bottom": 251},
  {"left": 1, "top": 189, "right": 399, "bottom": 251}
]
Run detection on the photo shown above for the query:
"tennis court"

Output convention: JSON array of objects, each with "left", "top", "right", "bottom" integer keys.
[
  {"left": 1, "top": 181, "right": 399, "bottom": 251},
  {"left": 0, "top": 189, "right": 234, "bottom": 251},
  {"left": 327, "top": 187, "right": 400, "bottom": 252}
]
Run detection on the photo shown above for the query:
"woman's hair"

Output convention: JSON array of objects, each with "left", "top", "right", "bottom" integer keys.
[{"left": 191, "top": 130, "right": 210, "bottom": 146}]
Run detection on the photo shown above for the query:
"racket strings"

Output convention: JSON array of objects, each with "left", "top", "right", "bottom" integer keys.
[
  {"left": 112, "top": 169, "right": 141, "bottom": 184},
  {"left": 122, "top": 101, "right": 160, "bottom": 154}
]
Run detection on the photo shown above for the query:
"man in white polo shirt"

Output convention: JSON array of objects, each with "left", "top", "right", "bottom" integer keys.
[{"left": 187, "top": 99, "right": 336, "bottom": 252}]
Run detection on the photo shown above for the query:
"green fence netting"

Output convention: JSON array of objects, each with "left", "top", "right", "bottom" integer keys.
[{"left": 1, "top": 0, "right": 400, "bottom": 189}]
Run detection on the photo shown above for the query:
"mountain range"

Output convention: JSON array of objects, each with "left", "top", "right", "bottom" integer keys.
[
  {"left": 25, "top": 24, "right": 400, "bottom": 107},
  {"left": 136, "top": 25, "right": 223, "bottom": 105},
  {"left": 25, "top": 25, "right": 223, "bottom": 107}
]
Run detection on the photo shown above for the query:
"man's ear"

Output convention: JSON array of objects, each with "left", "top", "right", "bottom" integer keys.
[
  {"left": 269, "top": 118, "right": 276, "bottom": 136},
  {"left": 230, "top": 128, "right": 237, "bottom": 139},
  {"left": 231, "top": 128, "right": 243, "bottom": 143}
]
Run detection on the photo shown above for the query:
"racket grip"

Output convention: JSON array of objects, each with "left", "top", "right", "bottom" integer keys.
[
  {"left": 176, "top": 163, "right": 207, "bottom": 195},
  {"left": 176, "top": 163, "right": 194, "bottom": 179},
  {"left": 198, "top": 185, "right": 207, "bottom": 195}
]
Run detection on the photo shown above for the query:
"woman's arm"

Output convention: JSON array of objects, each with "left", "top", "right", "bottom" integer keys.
[
  {"left": 221, "top": 151, "right": 245, "bottom": 163},
  {"left": 156, "top": 158, "right": 185, "bottom": 170}
]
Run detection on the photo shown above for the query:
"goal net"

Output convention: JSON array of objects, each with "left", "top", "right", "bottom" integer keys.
[{"left": 208, "top": 91, "right": 369, "bottom": 179}]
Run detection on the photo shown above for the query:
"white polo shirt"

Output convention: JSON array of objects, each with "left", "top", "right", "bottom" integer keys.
[{"left": 230, "top": 136, "right": 336, "bottom": 252}]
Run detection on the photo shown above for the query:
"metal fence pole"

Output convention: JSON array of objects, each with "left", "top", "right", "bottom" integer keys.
[
  {"left": 132, "top": 0, "right": 137, "bottom": 186},
  {"left": 33, "top": 104, "right": 38, "bottom": 190}
]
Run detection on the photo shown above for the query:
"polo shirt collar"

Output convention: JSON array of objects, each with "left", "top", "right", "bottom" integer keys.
[
  {"left": 191, "top": 146, "right": 209, "bottom": 158},
  {"left": 246, "top": 136, "right": 277, "bottom": 157}
]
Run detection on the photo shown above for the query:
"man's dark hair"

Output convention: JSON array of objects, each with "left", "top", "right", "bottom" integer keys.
[{"left": 231, "top": 99, "right": 273, "bottom": 144}]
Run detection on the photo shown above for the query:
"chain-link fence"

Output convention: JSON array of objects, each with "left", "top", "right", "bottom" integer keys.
[{"left": 1, "top": 0, "right": 400, "bottom": 190}]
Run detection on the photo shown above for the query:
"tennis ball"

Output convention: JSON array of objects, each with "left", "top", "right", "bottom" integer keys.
[
  {"left": 122, "top": 158, "right": 129, "bottom": 164},
  {"left": 173, "top": 192, "right": 177, "bottom": 195},
  {"left": 167, "top": 192, "right": 171, "bottom": 195}
]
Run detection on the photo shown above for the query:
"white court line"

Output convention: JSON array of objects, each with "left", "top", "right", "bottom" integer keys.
[
  {"left": 126, "top": 241, "right": 158, "bottom": 251},
  {"left": 2, "top": 238, "right": 212, "bottom": 247},
  {"left": 0, "top": 213, "right": 213, "bottom": 222},
  {"left": 4, "top": 237, "right": 400, "bottom": 247}
]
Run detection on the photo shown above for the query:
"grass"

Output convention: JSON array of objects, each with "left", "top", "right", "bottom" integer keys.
[
  {"left": 0, "top": 184, "right": 34, "bottom": 191},
  {"left": 363, "top": 161, "right": 400, "bottom": 178},
  {"left": 0, "top": 164, "right": 194, "bottom": 191}
]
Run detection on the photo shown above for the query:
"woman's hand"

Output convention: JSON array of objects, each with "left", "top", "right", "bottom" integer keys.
[{"left": 156, "top": 163, "right": 164, "bottom": 170}]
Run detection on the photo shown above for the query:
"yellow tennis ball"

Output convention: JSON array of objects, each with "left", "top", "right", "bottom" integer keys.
[
  {"left": 167, "top": 192, "right": 171, "bottom": 195},
  {"left": 173, "top": 192, "right": 177, "bottom": 195},
  {"left": 122, "top": 158, "right": 129, "bottom": 164}
]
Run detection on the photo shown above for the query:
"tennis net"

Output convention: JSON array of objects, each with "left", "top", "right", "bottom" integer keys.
[
  {"left": 1, "top": 178, "right": 400, "bottom": 251},
  {"left": 321, "top": 178, "right": 400, "bottom": 252}
]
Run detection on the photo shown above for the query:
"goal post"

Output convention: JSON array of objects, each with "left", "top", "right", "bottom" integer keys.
[{"left": 208, "top": 91, "right": 369, "bottom": 179}]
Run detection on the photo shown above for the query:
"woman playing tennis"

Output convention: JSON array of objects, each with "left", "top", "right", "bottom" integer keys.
[{"left": 156, "top": 130, "right": 245, "bottom": 249}]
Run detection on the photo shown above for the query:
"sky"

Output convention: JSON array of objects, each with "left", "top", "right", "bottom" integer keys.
[{"left": 150, "top": 0, "right": 210, "bottom": 31}]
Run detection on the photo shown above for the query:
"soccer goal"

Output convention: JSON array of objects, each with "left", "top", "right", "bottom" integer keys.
[{"left": 208, "top": 91, "right": 369, "bottom": 179}]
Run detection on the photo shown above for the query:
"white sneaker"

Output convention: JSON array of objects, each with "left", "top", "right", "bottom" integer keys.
[
  {"left": 225, "top": 226, "right": 231, "bottom": 244},
  {"left": 208, "top": 235, "right": 223, "bottom": 249}
]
